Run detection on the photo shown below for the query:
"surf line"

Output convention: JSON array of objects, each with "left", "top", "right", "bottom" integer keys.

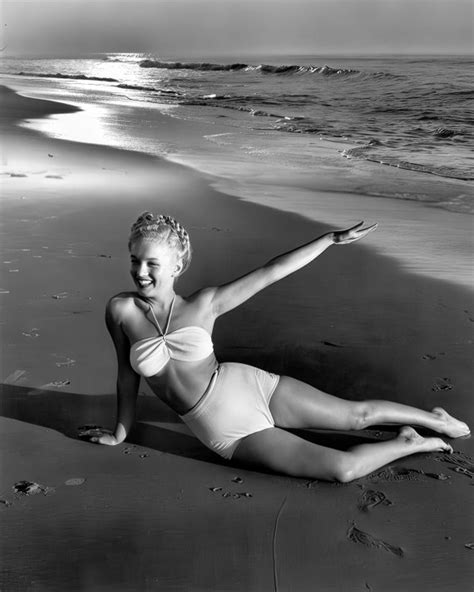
[{"left": 272, "top": 495, "right": 288, "bottom": 592}]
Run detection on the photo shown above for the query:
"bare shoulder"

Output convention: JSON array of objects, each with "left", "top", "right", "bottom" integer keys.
[{"left": 106, "top": 292, "right": 143, "bottom": 323}]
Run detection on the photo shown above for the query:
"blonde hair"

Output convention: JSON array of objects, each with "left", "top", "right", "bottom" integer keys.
[{"left": 129, "top": 212, "right": 192, "bottom": 274}]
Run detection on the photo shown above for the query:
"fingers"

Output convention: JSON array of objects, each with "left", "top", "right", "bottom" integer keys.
[
  {"left": 339, "top": 221, "right": 377, "bottom": 235},
  {"left": 351, "top": 222, "right": 378, "bottom": 236},
  {"left": 340, "top": 221, "right": 364, "bottom": 234},
  {"left": 363, "top": 223, "right": 378, "bottom": 233}
]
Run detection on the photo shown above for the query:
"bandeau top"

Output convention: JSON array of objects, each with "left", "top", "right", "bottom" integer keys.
[{"left": 129, "top": 296, "right": 214, "bottom": 377}]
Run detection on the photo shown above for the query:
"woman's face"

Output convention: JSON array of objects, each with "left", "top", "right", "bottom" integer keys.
[{"left": 129, "top": 238, "right": 182, "bottom": 296}]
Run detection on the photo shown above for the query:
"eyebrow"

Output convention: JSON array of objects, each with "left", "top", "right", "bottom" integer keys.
[{"left": 130, "top": 256, "right": 160, "bottom": 262}]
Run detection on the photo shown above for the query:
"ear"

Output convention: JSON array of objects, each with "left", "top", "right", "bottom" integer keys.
[{"left": 173, "top": 259, "right": 184, "bottom": 277}]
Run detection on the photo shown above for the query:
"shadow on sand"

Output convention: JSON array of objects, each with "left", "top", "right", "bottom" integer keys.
[{"left": 0, "top": 381, "right": 383, "bottom": 470}]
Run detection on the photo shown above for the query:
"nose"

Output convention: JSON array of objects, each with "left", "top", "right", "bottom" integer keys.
[{"left": 135, "top": 262, "right": 149, "bottom": 277}]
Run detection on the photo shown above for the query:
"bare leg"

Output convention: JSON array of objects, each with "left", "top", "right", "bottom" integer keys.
[
  {"left": 269, "top": 376, "right": 470, "bottom": 438},
  {"left": 233, "top": 426, "right": 452, "bottom": 483}
]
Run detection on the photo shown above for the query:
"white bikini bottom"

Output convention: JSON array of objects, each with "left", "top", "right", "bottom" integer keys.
[{"left": 179, "top": 362, "right": 280, "bottom": 459}]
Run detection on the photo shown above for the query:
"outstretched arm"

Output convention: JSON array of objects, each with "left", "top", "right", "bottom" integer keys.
[
  {"left": 89, "top": 298, "right": 140, "bottom": 445},
  {"left": 210, "top": 222, "right": 377, "bottom": 316}
]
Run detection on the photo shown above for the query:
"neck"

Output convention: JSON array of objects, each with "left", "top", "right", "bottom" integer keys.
[{"left": 145, "top": 290, "right": 176, "bottom": 311}]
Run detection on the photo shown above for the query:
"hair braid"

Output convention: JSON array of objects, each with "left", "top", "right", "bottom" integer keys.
[{"left": 128, "top": 212, "right": 192, "bottom": 275}]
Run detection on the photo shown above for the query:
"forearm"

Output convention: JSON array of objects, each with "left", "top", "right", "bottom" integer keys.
[
  {"left": 113, "top": 397, "right": 136, "bottom": 443},
  {"left": 113, "top": 378, "right": 139, "bottom": 443},
  {"left": 268, "top": 232, "right": 335, "bottom": 280}
]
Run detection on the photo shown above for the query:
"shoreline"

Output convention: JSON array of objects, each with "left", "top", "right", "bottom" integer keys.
[
  {"left": 3, "top": 77, "right": 473, "bottom": 292},
  {"left": 1, "top": 85, "right": 473, "bottom": 591}
]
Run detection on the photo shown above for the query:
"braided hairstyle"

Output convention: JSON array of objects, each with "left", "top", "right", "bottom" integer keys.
[{"left": 128, "top": 212, "right": 192, "bottom": 275}]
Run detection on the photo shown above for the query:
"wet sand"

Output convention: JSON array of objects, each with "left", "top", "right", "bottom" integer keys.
[{"left": 1, "top": 85, "right": 473, "bottom": 591}]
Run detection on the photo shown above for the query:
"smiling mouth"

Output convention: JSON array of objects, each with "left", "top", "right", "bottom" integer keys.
[{"left": 136, "top": 279, "right": 153, "bottom": 289}]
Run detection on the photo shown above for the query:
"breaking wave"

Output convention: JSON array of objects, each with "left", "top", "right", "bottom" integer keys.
[
  {"left": 139, "top": 59, "right": 395, "bottom": 78},
  {"left": 341, "top": 143, "right": 474, "bottom": 181},
  {"left": 16, "top": 71, "right": 118, "bottom": 83},
  {"left": 117, "top": 83, "right": 182, "bottom": 97}
]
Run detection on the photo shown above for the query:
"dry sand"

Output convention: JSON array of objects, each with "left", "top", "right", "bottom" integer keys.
[{"left": 1, "top": 85, "right": 473, "bottom": 591}]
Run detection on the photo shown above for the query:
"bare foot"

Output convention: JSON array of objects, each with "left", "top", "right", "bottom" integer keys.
[
  {"left": 398, "top": 426, "right": 453, "bottom": 454},
  {"left": 431, "top": 407, "right": 471, "bottom": 438}
]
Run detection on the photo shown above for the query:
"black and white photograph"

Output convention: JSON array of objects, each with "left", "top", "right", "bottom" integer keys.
[{"left": 1, "top": 1, "right": 473, "bottom": 590}]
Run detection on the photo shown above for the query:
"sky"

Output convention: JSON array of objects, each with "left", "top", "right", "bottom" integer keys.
[{"left": 1, "top": 0, "right": 472, "bottom": 56}]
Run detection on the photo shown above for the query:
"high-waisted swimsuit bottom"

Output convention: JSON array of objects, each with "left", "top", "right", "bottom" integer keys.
[{"left": 179, "top": 362, "right": 280, "bottom": 460}]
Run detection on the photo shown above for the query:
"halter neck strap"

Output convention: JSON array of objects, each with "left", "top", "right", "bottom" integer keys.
[{"left": 148, "top": 296, "right": 175, "bottom": 337}]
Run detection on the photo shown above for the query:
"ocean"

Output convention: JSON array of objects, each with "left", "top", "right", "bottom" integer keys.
[{"left": 1, "top": 53, "right": 473, "bottom": 287}]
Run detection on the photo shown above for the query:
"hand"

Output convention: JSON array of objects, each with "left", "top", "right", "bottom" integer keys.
[
  {"left": 332, "top": 221, "right": 378, "bottom": 245},
  {"left": 77, "top": 425, "right": 119, "bottom": 446}
]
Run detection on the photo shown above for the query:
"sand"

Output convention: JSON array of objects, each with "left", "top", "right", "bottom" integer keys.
[{"left": 1, "top": 85, "right": 473, "bottom": 591}]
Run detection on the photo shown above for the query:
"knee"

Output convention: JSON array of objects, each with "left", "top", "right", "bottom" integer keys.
[
  {"left": 349, "top": 402, "right": 373, "bottom": 431},
  {"left": 332, "top": 454, "right": 357, "bottom": 483}
]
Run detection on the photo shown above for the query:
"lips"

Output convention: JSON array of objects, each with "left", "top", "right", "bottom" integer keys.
[{"left": 136, "top": 279, "right": 153, "bottom": 289}]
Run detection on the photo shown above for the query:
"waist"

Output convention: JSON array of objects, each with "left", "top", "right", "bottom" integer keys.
[{"left": 145, "top": 358, "right": 220, "bottom": 415}]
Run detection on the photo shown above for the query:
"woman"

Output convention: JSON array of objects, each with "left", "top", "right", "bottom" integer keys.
[{"left": 86, "top": 212, "right": 469, "bottom": 482}]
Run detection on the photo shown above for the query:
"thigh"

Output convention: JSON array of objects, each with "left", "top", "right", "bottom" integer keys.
[
  {"left": 232, "top": 426, "right": 344, "bottom": 480},
  {"left": 269, "top": 375, "right": 361, "bottom": 430}
]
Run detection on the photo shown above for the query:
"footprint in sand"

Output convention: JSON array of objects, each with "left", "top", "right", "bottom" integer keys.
[
  {"left": 435, "top": 451, "right": 474, "bottom": 476},
  {"left": 222, "top": 492, "right": 250, "bottom": 499},
  {"left": 347, "top": 523, "right": 404, "bottom": 557},
  {"left": 45, "top": 175, "right": 63, "bottom": 180},
  {"left": 431, "top": 377, "right": 454, "bottom": 391},
  {"left": 13, "top": 481, "right": 55, "bottom": 496},
  {"left": 465, "top": 543, "right": 474, "bottom": 550},
  {"left": 231, "top": 476, "right": 244, "bottom": 484},
  {"left": 358, "top": 489, "right": 393, "bottom": 511},
  {"left": 369, "top": 466, "right": 424, "bottom": 483},
  {"left": 424, "top": 472, "right": 450, "bottom": 481},
  {"left": 10, "top": 173, "right": 27, "bottom": 178},
  {"left": 22, "top": 328, "right": 40, "bottom": 338},
  {"left": 53, "top": 356, "right": 75, "bottom": 368},
  {"left": 65, "top": 478, "right": 86, "bottom": 486},
  {"left": 209, "top": 487, "right": 252, "bottom": 499},
  {"left": 43, "top": 380, "right": 71, "bottom": 388},
  {"left": 51, "top": 292, "right": 69, "bottom": 300},
  {"left": 3, "top": 370, "right": 28, "bottom": 385}
]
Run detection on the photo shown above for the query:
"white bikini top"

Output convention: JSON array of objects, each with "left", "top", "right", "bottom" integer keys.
[{"left": 129, "top": 296, "right": 214, "bottom": 377}]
